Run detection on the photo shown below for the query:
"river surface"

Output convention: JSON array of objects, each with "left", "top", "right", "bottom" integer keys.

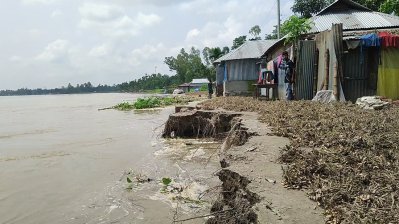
[{"left": 0, "top": 93, "right": 219, "bottom": 224}]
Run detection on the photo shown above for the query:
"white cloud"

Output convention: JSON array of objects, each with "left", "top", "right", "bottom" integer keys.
[
  {"left": 36, "top": 39, "right": 70, "bottom": 62},
  {"left": 9, "top": 56, "right": 22, "bottom": 62},
  {"left": 89, "top": 44, "right": 112, "bottom": 57},
  {"left": 184, "top": 16, "right": 243, "bottom": 49},
  {"left": 186, "top": 28, "right": 200, "bottom": 40},
  {"left": 129, "top": 43, "right": 166, "bottom": 67},
  {"left": 51, "top": 9, "right": 63, "bottom": 17},
  {"left": 78, "top": 3, "right": 161, "bottom": 37},
  {"left": 21, "top": 0, "right": 59, "bottom": 5},
  {"left": 136, "top": 12, "right": 162, "bottom": 26},
  {"left": 79, "top": 3, "right": 124, "bottom": 22},
  {"left": 27, "top": 29, "right": 42, "bottom": 38}
]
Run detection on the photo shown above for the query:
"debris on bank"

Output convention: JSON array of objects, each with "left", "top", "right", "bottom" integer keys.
[
  {"left": 312, "top": 90, "right": 337, "bottom": 103},
  {"left": 356, "top": 96, "right": 390, "bottom": 110},
  {"left": 201, "top": 97, "right": 399, "bottom": 224}
]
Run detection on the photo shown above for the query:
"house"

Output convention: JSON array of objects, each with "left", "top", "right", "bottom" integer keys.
[
  {"left": 177, "top": 78, "right": 209, "bottom": 93},
  {"left": 264, "top": 0, "right": 399, "bottom": 101},
  {"left": 214, "top": 40, "right": 277, "bottom": 96},
  {"left": 177, "top": 83, "right": 191, "bottom": 93}
]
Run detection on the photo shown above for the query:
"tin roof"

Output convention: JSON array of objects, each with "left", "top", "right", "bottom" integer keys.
[
  {"left": 309, "top": 10, "right": 399, "bottom": 33},
  {"left": 214, "top": 40, "right": 277, "bottom": 63},
  {"left": 309, "top": 0, "right": 399, "bottom": 33},
  {"left": 264, "top": 0, "right": 399, "bottom": 57},
  {"left": 191, "top": 78, "right": 209, "bottom": 84}
]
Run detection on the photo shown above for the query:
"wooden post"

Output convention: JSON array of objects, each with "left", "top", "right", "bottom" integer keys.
[
  {"left": 333, "top": 61, "right": 339, "bottom": 100},
  {"left": 313, "top": 49, "right": 319, "bottom": 96},
  {"left": 324, "top": 49, "right": 330, "bottom": 90}
]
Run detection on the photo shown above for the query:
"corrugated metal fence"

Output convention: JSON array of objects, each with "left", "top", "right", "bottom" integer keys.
[
  {"left": 296, "top": 41, "right": 317, "bottom": 100},
  {"left": 342, "top": 48, "right": 377, "bottom": 102}
]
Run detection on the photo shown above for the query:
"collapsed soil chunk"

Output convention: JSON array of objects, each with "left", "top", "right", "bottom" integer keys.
[
  {"left": 206, "top": 169, "right": 260, "bottom": 224},
  {"left": 162, "top": 110, "right": 240, "bottom": 139}
]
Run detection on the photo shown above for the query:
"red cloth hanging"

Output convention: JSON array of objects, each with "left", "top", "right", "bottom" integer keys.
[{"left": 379, "top": 32, "right": 399, "bottom": 48}]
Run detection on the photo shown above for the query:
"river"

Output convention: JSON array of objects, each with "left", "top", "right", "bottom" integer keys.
[{"left": 0, "top": 93, "right": 219, "bottom": 224}]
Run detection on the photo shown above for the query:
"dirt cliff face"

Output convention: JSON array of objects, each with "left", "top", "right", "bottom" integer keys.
[
  {"left": 162, "top": 110, "right": 240, "bottom": 139},
  {"left": 206, "top": 169, "right": 260, "bottom": 224}
]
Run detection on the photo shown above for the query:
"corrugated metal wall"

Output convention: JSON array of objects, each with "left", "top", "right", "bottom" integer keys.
[
  {"left": 216, "top": 64, "right": 224, "bottom": 85},
  {"left": 342, "top": 48, "right": 377, "bottom": 102},
  {"left": 226, "top": 59, "right": 258, "bottom": 81},
  {"left": 296, "top": 41, "right": 316, "bottom": 100}
]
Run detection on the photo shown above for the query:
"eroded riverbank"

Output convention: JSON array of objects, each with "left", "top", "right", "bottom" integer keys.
[{"left": 161, "top": 106, "right": 324, "bottom": 223}]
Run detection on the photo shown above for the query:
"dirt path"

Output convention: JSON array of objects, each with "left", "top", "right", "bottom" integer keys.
[{"left": 223, "top": 112, "right": 325, "bottom": 224}]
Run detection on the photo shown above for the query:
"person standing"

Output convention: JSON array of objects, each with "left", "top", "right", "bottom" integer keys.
[
  {"left": 279, "top": 51, "right": 295, "bottom": 100},
  {"left": 207, "top": 79, "right": 213, "bottom": 99}
]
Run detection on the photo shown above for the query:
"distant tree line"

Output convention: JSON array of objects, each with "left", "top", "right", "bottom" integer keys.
[
  {"left": 118, "top": 73, "right": 181, "bottom": 92},
  {"left": 0, "top": 82, "right": 119, "bottom": 96}
]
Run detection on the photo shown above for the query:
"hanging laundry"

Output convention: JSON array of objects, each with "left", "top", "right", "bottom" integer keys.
[
  {"left": 379, "top": 32, "right": 399, "bottom": 48},
  {"left": 360, "top": 33, "right": 381, "bottom": 47},
  {"left": 345, "top": 40, "right": 361, "bottom": 50}
]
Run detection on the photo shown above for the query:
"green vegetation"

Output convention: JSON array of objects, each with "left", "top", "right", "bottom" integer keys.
[
  {"left": 292, "top": 0, "right": 398, "bottom": 18},
  {"left": 113, "top": 96, "right": 192, "bottom": 111},
  {"left": 200, "top": 84, "right": 208, "bottom": 92},
  {"left": 113, "top": 102, "right": 135, "bottom": 111},
  {"left": 162, "top": 177, "right": 172, "bottom": 186},
  {"left": 164, "top": 47, "right": 215, "bottom": 83},
  {"left": 249, "top": 25, "right": 262, "bottom": 40},
  {"left": 231, "top": 36, "right": 247, "bottom": 50},
  {"left": 160, "top": 177, "right": 173, "bottom": 193},
  {"left": 118, "top": 73, "right": 180, "bottom": 93},
  {"left": 281, "top": 15, "right": 313, "bottom": 45}
]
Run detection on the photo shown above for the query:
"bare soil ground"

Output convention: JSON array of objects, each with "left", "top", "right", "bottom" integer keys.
[
  {"left": 200, "top": 97, "right": 399, "bottom": 224},
  {"left": 222, "top": 112, "right": 325, "bottom": 224}
]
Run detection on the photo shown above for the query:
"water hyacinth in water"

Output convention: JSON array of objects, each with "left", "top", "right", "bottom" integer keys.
[{"left": 113, "top": 96, "right": 194, "bottom": 111}]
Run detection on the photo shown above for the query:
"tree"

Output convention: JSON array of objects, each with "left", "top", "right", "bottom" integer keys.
[
  {"left": 231, "top": 36, "right": 247, "bottom": 50},
  {"left": 249, "top": 25, "right": 262, "bottom": 40},
  {"left": 164, "top": 47, "right": 209, "bottom": 83},
  {"left": 208, "top": 48, "right": 225, "bottom": 63},
  {"left": 265, "top": 25, "right": 289, "bottom": 40},
  {"left": 293, "top": 0, "right": 395, "bottom": 18},
  {"left": 202, "top": 47, "right": 211, "bottom": 66},
  {"left": 292, "top": 0, "right": 333, "bottom": 18},
  {"left": 281, "top": 15, "right": 312, "bottom": 45},
  {"left": 202, "top": 46, "right": 229, "bottom": 65},
  {"left": 355, "top": 0, "right": 386, "bottom": 11},
  {"left": 379, "top": 0, "right": 399, "bottom": 15},
  {"left": 222, "top": 46, "right": 230, "bottom": 55}
]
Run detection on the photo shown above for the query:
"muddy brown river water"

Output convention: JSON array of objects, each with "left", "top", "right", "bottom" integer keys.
[{"left": 0, "top": 93, "right": 219, "bottom": 224}]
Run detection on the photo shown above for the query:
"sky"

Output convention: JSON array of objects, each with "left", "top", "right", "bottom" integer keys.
[{"left": 0, "top": 0, "right": 294, "bottom": 90}]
